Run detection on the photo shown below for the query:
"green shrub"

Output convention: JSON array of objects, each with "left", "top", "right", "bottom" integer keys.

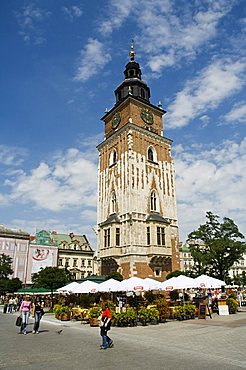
[{"left": 88, "top": 306, "right": 101, "bottom": 318}]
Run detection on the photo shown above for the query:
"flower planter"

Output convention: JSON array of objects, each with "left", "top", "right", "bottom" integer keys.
[
  {"left": 89, "top": 318, "right": 99, "bottom": 327},
  {"left": 61, "top": 314, "right": 70, "bottom": 321}
]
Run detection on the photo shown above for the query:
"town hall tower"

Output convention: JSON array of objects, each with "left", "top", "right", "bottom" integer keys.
[{"left": 97, "top": 42, "right": 180, "bottom": 279}]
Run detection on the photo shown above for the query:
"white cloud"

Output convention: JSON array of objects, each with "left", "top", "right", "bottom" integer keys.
[
  {"left": 224, "top": 101, "right": 246, "bottom": 124},
  {"left": 97, "top": 0, "right": 233, "bottom": 73},
  {"left": 99, "top": 0, "right": 134, "bottom": 35},
  {"left": 0, "top": 145, "right": 28, "bottom": 166},
  {"left": 15, "top": 3, "right": 51, "bottom": 44},
  {"left": 6, "top": 147, "right": 98, "bottom": 212},
  {"left": 166, "top": 59, "right": 246, "bottom": 128},
  {"left": 62, "top": 6, "right": 83, "bottom": 21},
  {"left": 74, "top": 39, "right": 111, "bottom": 82},
  {"left": 174, "top": 137, "right": 246, "bottom": 241}
]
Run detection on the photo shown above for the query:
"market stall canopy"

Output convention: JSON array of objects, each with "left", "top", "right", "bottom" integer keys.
[
  {"left": 72, "top": 280, "right": 99, "bottom": 294},
  {"left": 119, "top": 277, "right": 156, "bottom": 292},
  {"left": 97, "top": 278, "right": 122, "bottom": 292},
  {"left": 144, "top": 278, "right": 163, "bottom": 290},
  {"left": 161, "top": 276, "right": 198, "bottom": 291},
  {"left": 57, "top": 282, "right": 80, "bottom": 293},
  {"left": 16, "top": 288, "right": 58, "bottom": 295},
  {"left": 194, "top": 275, "right": 226, "bottom": 288}
]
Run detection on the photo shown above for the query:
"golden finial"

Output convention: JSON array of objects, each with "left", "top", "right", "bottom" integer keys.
[{"left": 129, "top": 39, "right": 135, "bottom": 61}]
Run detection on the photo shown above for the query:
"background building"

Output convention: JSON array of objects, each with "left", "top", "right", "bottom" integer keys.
[
  {"left": 179, "top": 242, "right": 246, "bottom": 281},
  {"left": 27, "top": 230, "right": 58, "bottom": 285},
  {"left": 52, "top": 231, "right": 96, "bottom": 280},
  {"left": 97, "top": 44, "right": 180, "bottom": 279},
  {"left": 0, "top": 225, "right": 30, "bottom": 283}
]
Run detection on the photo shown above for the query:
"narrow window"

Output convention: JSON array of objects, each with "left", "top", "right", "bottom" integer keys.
[
  {"left": 147, "top": 226, "right": 150, "bottom": 245},
  {"left": 111, "top": 191, "right": 116, "bottom": 214},
  {"left": 104, "top": 229, "right": 110, "bottom": 248},
  {"left": 157, "top": 227, "right": 165, "bottom": 246},
  {"left": 116, "top": 228, "right": 120, "bottom": 246},
  {"left": 148, "top": 147, "right": 154, "bottom": 161},
  {"left": 151, "top": 191, "right": 157, "bottom": 211}
]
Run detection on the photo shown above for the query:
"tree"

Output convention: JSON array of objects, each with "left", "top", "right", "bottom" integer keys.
[
  {"left": 0, "top": 254, "right": 13, "bottom": 279},
  {"left": 187, "top": 212, "right": 246, "bottom": 281},
  {"left": 233, "top": 271, "right": 246, "bottom": 287},
  {"left": 166, "top": 270, "right": 184, "bottom": 280},
  {"left": 105, "top": 271, "right": 123, "bottom": 281},
  {"left": 32, "top": 267, "right": 68, "bottom": 308},
  {"left": 32, "top": 266, "right": 68, "bottom": 290}
]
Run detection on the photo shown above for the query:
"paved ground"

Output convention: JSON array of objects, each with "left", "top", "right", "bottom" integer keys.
[{"left": 0, "top": 308, "right": 246, "bottom": 370}]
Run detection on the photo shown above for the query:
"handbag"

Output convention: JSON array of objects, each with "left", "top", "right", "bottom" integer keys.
[{"left": 16, "top": 315, "right": 22, "bottom": 327}]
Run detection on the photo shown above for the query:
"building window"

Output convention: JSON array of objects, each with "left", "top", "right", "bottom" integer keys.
[
  {"left": 73, "top": 259, "right": 78, "bottom": 267},
  {"left": 104, "top": 229, "right": 110, "bottom": 248},
  {"left": 116, "top": 228, "right": 120, "bottom": 246},
  {"left": 147, "top": 227, "right": 150, "bottom": 245},
  {"left": 155, "top": 268, "right": 161, "bottom": 277},
  {"left": 111, "top": 191, "right": 116, "bottom": 214},
  {"left": 151, "top": 190, "right": 157, "bottom": 212},
  {"left": 81, "top": 259, "right": 85, "bottom": 267},
  {"left": 157, "top": 227, "right": 165, "bottom": 246},
  {"left": 65, "top": 259, "right": 69, "bottom": 268},
  {"left": 141, "top": 88, "right": 145, "bottom": 98},
  {"left": 148, "top": 147, "right": 154, "bottom": 161},
  {"left": 88, "top": 260, "right": 91, "bottom": 267},
  {"left": 109, "top": 149, "right": 117, "bottom": 166},
  {"left": 58, "top": 258, "right": 63, "bottom": 266}
]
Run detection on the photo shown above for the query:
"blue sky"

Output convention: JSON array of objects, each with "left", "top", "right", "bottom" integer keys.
[{"left": 1, "top": 0, "right": 246, "bottom": 249}]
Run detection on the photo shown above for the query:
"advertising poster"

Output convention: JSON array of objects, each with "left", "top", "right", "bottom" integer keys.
[{"left": 31, "top": 247, "right": 54, "bottom": 274}]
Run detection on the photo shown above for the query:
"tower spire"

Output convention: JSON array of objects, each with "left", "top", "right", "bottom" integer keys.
[{"left": 129, "top": 39, "right": 135, "bottom": 61}]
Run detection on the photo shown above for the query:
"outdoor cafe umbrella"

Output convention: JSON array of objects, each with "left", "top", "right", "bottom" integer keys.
[
  {"left": 57, "top": 282, "right": 80, "bottom": 293},
  {"left": 194, "top": 275, "right": 226, "bottom": 289},
  {"left": 97, "top": 278, "right": 122, "bottom": 292},
  {"left": 119, "top": 277, "right": 151, "bottom": 292},
  {"left": 72, "top": 280, "right": 99, "bottom": 294},
  {"left": 161, "top": 276, "right": 198, "bottom": 291},
  {"left": 144, "top": 278, "right": 163, "bottom": 290}
]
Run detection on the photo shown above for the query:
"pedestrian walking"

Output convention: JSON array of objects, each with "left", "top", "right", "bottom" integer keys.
[
  {"left": 32, "top": 297, "right": 44, "bottom": 334},
  {"left": 19, "top": 295, "right": 32, "bottom": 335},
  {"left": 99, "top": 303, "right": 113, "bottom": 350},
  {"left": 8, "top": 296, "right": 14, "bottom": 313}
]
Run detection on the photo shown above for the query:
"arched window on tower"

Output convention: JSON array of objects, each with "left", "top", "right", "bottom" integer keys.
[
  {"left": 147, "top": 146, "right": 157, "bottom": 162},
  {"left": 111, "top": 191, "right": 117, "bottom": 214},
  {"left": 140, "top": 88, "right": 145, "bottom": 98},
  {"left": 148, "top": 147, "right": 154, "bottom": 161},
  {"left": 109, "top": 149, "right": 117, "bottom": 166},
  {"left": 150, "top": 190, "right": 159, "bottom": 212}
]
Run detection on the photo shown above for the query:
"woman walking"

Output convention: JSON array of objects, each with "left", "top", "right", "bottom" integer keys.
[
  {"left": 19, "top": 296, "right": 32, "bottom": 335},
  {"left": 32, "top": 297, "right": 44, "bottom": 334},
  {"left": 99, "top": 303, "right": 113, "bottom": 350}
]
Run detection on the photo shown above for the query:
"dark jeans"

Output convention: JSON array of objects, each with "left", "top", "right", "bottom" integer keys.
[
  {"left": 33, "top": 311, "right": 42, "bottom": 332},
  {"left": 100, "top": 327, "right": 112, "bottom": 348}
]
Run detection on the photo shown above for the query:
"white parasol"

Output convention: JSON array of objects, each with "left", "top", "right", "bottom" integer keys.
[
  {"left": 194, "top": 275, "right": 226, "bottom": 289},
  {"left": 72, "top": 280, "right": 99, "bottom": 294},
  {"left": 97, "top": 278, "right": 123, "bottom": 292}
]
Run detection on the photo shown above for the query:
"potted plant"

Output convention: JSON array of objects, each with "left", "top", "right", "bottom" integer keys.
[
  {"left": 154, "top": 298, "right": 170, "bottom": 323},
  {"left": 228, "top": 298, "right": 238, "bottom": 314},
  {"left": 88, "top": 306, "right": 101, "bottom": 326},
  {"left": 175, "top": 305, "right": 184, "bottom": 320},
  {"left": 138, "top": 307, "right": 149, "bottom": 326},
  {"left": 126, "top": 308, "right": 137, "bottom": 326},
  {"left": 60, "top": 306, "right": 71, "bottom": 321},
  {"left": 148, "top": 307, "right": 159, "bottom": 324},
  {"left": 54, "top": 304, "right": 62, "bottom": 320}
]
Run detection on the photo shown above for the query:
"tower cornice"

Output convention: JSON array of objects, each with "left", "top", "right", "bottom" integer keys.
[{"left": 97, "top": 121, "right": 172, "bottom": 151}]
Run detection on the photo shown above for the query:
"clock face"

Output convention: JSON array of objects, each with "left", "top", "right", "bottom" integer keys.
[
  {"left": 141, "top": 108, "right": 153, "bottom": 125},
  {"left": 111, "top": 112, "right": 121, "bottom": 129}
]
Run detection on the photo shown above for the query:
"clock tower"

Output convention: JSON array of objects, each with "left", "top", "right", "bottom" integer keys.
[{"left": 97, "top": 42, "right": 180, "bottom": 279}]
